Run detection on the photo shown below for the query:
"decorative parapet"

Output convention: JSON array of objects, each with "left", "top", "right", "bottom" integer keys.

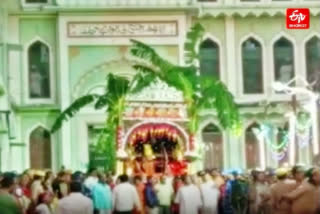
[
  {"left": 199, "top": 6, "right": 320, "bottom": 18},
  {"left": 20, "top": 0, "right": 320, "bottom": 17}
]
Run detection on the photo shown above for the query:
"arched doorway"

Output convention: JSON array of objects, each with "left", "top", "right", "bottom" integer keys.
[
  {"left": 202, "top": 123, "right": 223, "bottom": 170},
  {"left": 29, "top": 126, "right": 52, "bottom": 169},
  {"left": 124, "top": 123, "right": 188, "bottom": 176},
  {"left": 245, "top": 123, "right": 260, "bottom": 169}
]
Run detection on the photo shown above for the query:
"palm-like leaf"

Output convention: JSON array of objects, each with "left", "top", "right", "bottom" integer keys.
[
  {"left": 199, "top": 77, "right": 240, "bottom": 129},
  {"left": 95, "top": 127, "right": 116, "bottom": 171},
  {"left": 51, "top": 23, "right": 241, "bottom": 172},
  {"left": 130, "top": 39, "right": 174, "bottom": 72},
  {"left": 104, "top": 73, "right": 131, "bottom": 125},
  {"left": 94, "top": 94, "right": 108, "bottom": 109},
  {"left": 51, "top": 94, "right": 99, "bottom": 133},
  {"left": 130, "top": 65, "right": 159, "bottom": 94},
  {"left": 184, "top": 23, "right": 205, "bottom": 64},
  {"left": 130, "top": 24, "right": 240, "bottom": 133}
]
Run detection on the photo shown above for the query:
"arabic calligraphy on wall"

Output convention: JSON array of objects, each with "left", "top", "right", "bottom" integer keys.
[{"left": 67, "top": 21, "right": 178, "bottom": 38}]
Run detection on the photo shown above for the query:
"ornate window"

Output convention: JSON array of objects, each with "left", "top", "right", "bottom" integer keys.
[
  {"left": 245, "top": 123, "right": 260, "bottom": 169},
  {"left": 28, "top": 41, "right": 51, "bottom": 99},
  {"left": 199, "top": 39, "right": 220, "bottom": 79},
  {"left": 306, "top": 36, "right": 320, "bottom": 91},
  {"left": 29, "top": 127, "right": 51, "bottom": 169},
  {"left": 242, "top": 38, "right": 263, "bottom": 94},
  {"left": 202, "top": 123, "right": 223, "bottom": 169},
  {"left": 273, "top": 37, "right": 295, "bottom": 84}
]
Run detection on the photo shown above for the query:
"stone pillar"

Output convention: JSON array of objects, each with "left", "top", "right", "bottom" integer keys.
[
  {"left": 224, "top": 16, "right": 242, "bottom": 169},
  {"left": 57, "top": 16, "right": 72, "bottom": 169}
]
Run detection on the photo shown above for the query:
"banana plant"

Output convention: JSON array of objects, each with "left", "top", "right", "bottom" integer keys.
[
  {"left": 130, "top": 23, "right": 240, "bottom": 136},
  {"left": 51, "top": 23, "right": 241, "bottom": 170}
]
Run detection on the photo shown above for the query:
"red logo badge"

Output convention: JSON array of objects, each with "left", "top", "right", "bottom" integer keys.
[{"left": 286, "top": 8, "right": 310, "bottom": 29}]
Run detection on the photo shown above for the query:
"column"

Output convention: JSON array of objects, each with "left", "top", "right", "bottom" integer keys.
[
  {"left": 224, "top": 16, "right": 237, "bottom": 96},
  {"left": 57, "top": 16, "right": 72, "bottom": 169}
]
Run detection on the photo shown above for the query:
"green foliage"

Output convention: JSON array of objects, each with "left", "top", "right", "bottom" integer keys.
[
  {"left": 51, "top": 23, "right": 241, "bottom": 171},
  {"left": 51, "top": 73, "right": 133, "bottom": 171},
  {"left": 130, "top": 39, "right": 174, "bottom": 73},
  {"left": 51, "top": 94, "right": 98, "bottom": 133},
  {"left": 131, "top": 23, "right": 240, "bottom": 134},
  {"left": 0, "top": 86, "right": 5, "bottom": 97},
  {"left": 130, "top": 65, "right": 158, "bottom": 94},
  {"left": 94, "top": 127, "right": 116, "bottom": 172},
  {"left": 199, "top": 77, "right": 240, "bottom": 129},
  {"left": 184, "top": 23, "right": 205, "bottom": 64}
]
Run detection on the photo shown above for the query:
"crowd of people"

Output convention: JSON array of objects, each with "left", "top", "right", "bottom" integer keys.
[{"left": 0, "top": 166, "right": 320, "bottom": 214}]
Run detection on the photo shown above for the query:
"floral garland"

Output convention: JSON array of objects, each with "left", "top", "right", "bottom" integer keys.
[{"left": 253, "top": 123, "right": 290, "bottom": 161}]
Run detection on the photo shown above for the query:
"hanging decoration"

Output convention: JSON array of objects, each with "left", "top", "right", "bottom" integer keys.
[
  {"left": 128, "top": 123, "right": 183, "bottom": 147},
  {"left": 173, "top": 145, "right": 183, "bottom": 161},
  {"left": 143, "top": 144, "right": 155, "bottom": 160},
  {"left": 273, "top": 76, "right": 319, "bottom": 156},
  {"left": 253, "top": 122, "right": 290, "bottom": 161},
  {"left": 168, "top": 160, "right": 188, "bottom": 176}
]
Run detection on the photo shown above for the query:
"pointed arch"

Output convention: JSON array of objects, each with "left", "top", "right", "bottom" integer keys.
[
  {"left": 304, "top": 34, "right": 320, "bottom": 90},
  {"left": 29, "top": 125, "right": 52, "bottom": 169},
  {"left": 240, "top": 35, "right": 264, "bottom": 94},
  {"left": 271, "top": 34, "right": 296, "bottom": 85},
  {"left": 24, "top": 37, "right": 55, "bottom": 104},
  {"left": 198, "top": 35, "right": 221, "bottom": 79},
  {"left": 245, "top": 122, "right": 261, "bottom": 169},
  {"left": 28, "top": 40, "right": 50, "bottom": 98},
  {"left": 201, "top": 123, "right": 223, "bottom": 170}
]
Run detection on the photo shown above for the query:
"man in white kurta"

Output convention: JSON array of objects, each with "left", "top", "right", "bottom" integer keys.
[
  {"left": 174, "top": 175, "right": 202, "bottom": 214},
  {"left": 56, "top": 181, "right": 93, "bottom": 214},
  {"left": 199, "top": 174, "right": 219, "bottom": 214}
]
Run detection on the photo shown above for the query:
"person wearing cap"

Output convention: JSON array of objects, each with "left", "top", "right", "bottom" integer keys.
[
  {"left": 270, "top": 168, "right": 296, "bottom": 214},
  {"left": 284, "top": 167, "right": 320, "bottom": 214},
  {"left": 0, "top": 172, "right": 23, "bottom": 214}
]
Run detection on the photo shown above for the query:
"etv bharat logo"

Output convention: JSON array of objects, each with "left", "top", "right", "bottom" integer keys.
[{"left": 287, "top": 8, "right": 310, "bottom": 29}]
